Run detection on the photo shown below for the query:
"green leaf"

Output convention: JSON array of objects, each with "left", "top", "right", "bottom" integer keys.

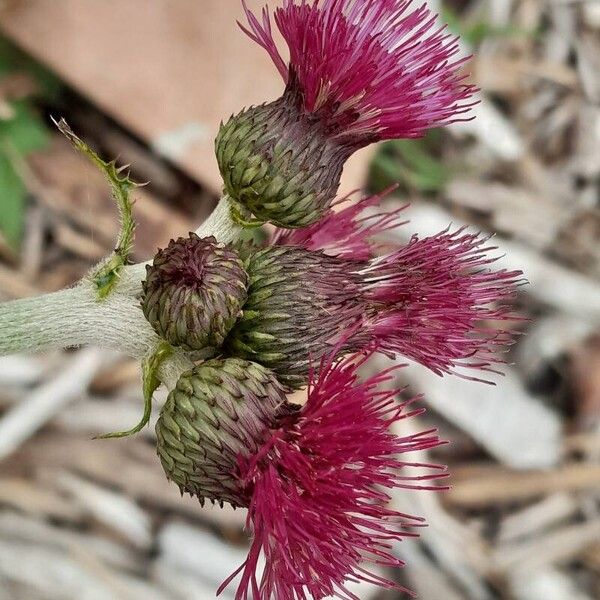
[
  {"left": 0, "top": 37, "right": 58, "bottom": 252},
  {"left": 238, "top": 224, "right": 268, "bottom": 245},
  {"left": 0, "top": 101, "right": 50, "bottom": 155},
  {"left": 369, "top": 132, "right": 450, "bottom": 194},
  {"left": 95, "top": 342, "right": 173, "bottom": 440},
  {"left": 393, "top": 139, "right": 450, "bottom": 193},
  {"left": 0, "top": 153, "right": 26, "bottom": 249},
  {"left": 0, "top": 100, "right": 50, "bottom": 250}
]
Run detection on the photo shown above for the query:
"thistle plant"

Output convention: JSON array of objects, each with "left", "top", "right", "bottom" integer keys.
[{"left": 0, "top": 2, "right": 525, "bottom": 599}]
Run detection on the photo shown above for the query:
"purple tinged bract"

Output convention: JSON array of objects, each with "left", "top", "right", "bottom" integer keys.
[
  {"left": 216, "top": 0, "right": 478, "bottom": 228},
  {"left": 142, "top": 234, "right": 248, "bottom": 351},
  {"left": 228, "top": 224, "right": 524, "bottom": 386}
]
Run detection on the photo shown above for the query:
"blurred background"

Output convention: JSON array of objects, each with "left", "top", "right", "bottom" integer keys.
[{"left": 0, "top": 0, "right": 599, "bottom": 598}]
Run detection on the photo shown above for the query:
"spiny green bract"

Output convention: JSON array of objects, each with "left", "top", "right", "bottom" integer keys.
[
  {"left": 155, "top": 358, "right": 289, "bottom": 507},
  {"left": 215, "top": 90, "right": 352, "bottom": 229},
  {"left": 224, "top": 245, "right": 364, "bottom": 390}
]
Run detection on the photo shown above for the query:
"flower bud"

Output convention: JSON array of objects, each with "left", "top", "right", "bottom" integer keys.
[
  {"left": 215, "top": 82, "right": 354, "bottom": 228},
  {"left": 142, "top": 234, "right": 248, "bottom": 351},
  {"left": 225, "top": 245, "right": 364, "bottom": 390},
  {"left": 155, "top": 358, "right": 289, "bottom": 507}
]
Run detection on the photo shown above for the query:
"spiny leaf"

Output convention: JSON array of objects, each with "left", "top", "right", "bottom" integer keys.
[
  {"left": 54, "top": 118, "right": 139, "bottom": 299},
  {"left": 96, "top": 342, "right": 173, "bottom": 440}
]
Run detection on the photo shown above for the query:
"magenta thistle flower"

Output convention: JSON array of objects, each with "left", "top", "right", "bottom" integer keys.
[
  {"left": 272, "top": 185, "right": 408, "bottom": 261},
  {"left": 241, "top": 0, "right": 478, "bottom": 143},
  {"left": 226, "top": 228, "right": 523, "bottom": 388},
  {"left": 217, "top": 352, "right": 446, "bottom": 600},
  {"left": 360, "top": 227, "right": 524, "bottom": 381},
  {"left": 215, "top": 0, "right": 477, "bottom": 228}
]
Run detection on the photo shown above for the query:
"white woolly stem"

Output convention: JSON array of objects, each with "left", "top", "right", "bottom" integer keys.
[
  {"left": 0, "top": 196, "right": 242, "bottom": 385},
  {"left": 195, "top": 195, "right": 242, "bottom": 243},
  {"left": 0, "top": 281, "right": 157, "bottom": 357}
]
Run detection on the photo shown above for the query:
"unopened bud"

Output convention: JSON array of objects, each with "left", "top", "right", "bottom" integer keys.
[{"left": 142, "top": 234, "right": 248, "bottom": 351}]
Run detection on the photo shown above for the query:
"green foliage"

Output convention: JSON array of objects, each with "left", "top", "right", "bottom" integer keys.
[
  {"left": 369, "top": 131, "right": 450, "bottom": 194},
  {"left": 96, "top": 342, "right": 173, "bottom": 440},
  {"left": 441, "top": 5, "right": 535, "bottom": 47},
  {"left": 0, "top": 101, "right": 50, "bottom": 249},
  {"left": 237, "top": 222, "right": 269, "bottom": 245},
  {"left": 2, "top": 100, "right": 50, "bottom": 154},
  {"left": 55, "top": 118, "right": 139, "bottom": 300},
  {"left": 0, "top": 153, "right": 26, "bottom": 250},
  {"left": 0, "top": 36, "right": 59, "bottom": 250}
]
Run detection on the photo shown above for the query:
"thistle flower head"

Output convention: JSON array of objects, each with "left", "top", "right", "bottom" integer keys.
[
  {"left": 218, "top": 352, "right": 446, "bottom": 600},
  {"left": 142, "top": 234, "right": 248, "bottom": 351},
  {"left": 216, "top": 0, "right": 476, "bottom": 229},
  {"left": 360, "top": 227, "right": 525, "bottom": 380},
  {"left": 226, "top": 227, "right": 522, "bottom": 387},
  {"left": 216, "top": 84, "right": 352, "bottom": 229},
  {"left": 225, "top": 245, "right": 364, "bottom": 389},
  {"left": 155, "top": 358, "right": 289, "bottom": 507},
  {"left": 241, "top": 0, "right": 478, "bottom": 144}
]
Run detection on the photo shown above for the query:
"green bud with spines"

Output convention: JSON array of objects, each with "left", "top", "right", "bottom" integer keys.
[
  {"left": 155, "top": 358, "right": 290, "bottom": 507},
  {"left": 224, "top": 245, "right": 364, "bottom": 390},
  {"left": 142, "top": 234, "right": 248, "bottom": 352},
  {"left": 215, "top": 79, "right": 354, "bottom": 228}
]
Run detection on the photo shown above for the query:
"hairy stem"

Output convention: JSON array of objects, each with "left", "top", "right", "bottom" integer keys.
[
  {"left": 0, "top": 281, "right": 156, "bottom": 357},
  {"left": 0, "top": 196, "right": 242, "bottom": 385}
]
